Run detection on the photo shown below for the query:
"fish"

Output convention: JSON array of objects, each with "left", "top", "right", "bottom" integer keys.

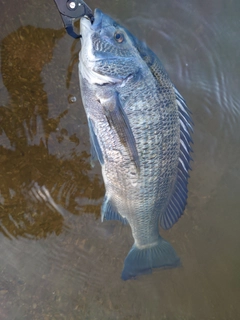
[{"left": 79, "top": 9, "right": 193, "bottom": 280}]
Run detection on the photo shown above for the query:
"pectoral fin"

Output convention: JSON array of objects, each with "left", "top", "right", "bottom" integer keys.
[{"left": 101, "top": 93, "right": 140, "bottom": 171}]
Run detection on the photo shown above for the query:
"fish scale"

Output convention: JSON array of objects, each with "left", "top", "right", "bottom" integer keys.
[{"left": 79, "top": 9, "right": 193, "bottom": 280}]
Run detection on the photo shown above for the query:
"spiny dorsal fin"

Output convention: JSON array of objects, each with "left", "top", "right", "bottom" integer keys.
[
  {"left": 136, "top": 39, "right": 193, "bottom": 228},
  {"left": 160, "top": 88, "right": 193, "bottom": 229}
]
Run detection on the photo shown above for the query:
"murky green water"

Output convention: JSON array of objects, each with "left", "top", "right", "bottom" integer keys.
[{"left": 0, "top": 0, "right": 240, "bottom": 319}]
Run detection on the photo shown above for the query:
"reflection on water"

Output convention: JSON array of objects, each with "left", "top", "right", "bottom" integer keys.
[{"left": 0, "top": 0, "right": 240, "bottom": 319}]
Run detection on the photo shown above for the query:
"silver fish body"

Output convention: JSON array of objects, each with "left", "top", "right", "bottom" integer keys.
[{"left": 79, "top": 9, "right": 193, "bottom": 280}]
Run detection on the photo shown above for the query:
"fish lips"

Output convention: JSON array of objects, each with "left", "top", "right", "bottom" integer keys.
[
  {"left": 91, "top": 8, "right": 103, "bottom": 30},
  {"left": 81, "top": 8, "right": 103, "bottom": 34},
  {"left": 81, "top": 8, "right": 114, "bottom": 35},
  {"left": 80, "top": 9, "right": 114, "bottom": 64},
  {"left": 80, "top": 9, "right": 132, "bottom": 84}
]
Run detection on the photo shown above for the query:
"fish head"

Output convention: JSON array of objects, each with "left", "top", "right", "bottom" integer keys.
[{"left": 80, "top": 9, "right": 142, "bottom": 85}]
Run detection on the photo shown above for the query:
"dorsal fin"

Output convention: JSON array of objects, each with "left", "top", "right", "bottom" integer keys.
[
  {"left": 135, "top": 38, "right": 193, "bottom": 229},
  {"left": 160, "top": 88, "right": 193, "bottom": 230}
]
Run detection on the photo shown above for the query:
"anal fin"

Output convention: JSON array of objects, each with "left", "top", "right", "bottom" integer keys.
[{"left": 101, "top": 196, "right": 128, "bottom": 224}]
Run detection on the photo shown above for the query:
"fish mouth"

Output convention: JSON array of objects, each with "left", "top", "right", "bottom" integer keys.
[
  {"left": 80, "top": 15, "right": 92, "bottom": 33},
  {"left": 92, "top": 8, "right": 103, "bottom": 30},
  {"left": 80, "top": 9, "right": 125, "bottom": 84},
  {"left": 81, "top": 8, "right": 103, "bottom": 33},
  {"left": 80, "top": 9, "right": 107, "bottom": 64}
]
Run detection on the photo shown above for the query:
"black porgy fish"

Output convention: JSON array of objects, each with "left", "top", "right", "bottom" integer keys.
[{"left": 79, "top": 9, "right": 193, "bottom": 280}]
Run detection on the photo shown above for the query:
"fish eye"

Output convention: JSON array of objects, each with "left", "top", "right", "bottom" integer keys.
[{"left": 114, "top": 31, "right": 124, "bottom": 43}]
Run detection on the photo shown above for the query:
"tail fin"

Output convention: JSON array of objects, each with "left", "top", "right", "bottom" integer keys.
[{"left": 121, "top": 237, "right": 180, "bottom": 280}]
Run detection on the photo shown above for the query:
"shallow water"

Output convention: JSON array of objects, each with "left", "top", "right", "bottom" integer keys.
[{"left": 0, "top": 0, "right": 240, "bottom": 319}]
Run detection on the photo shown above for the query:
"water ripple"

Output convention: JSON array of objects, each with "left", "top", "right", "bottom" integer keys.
[
  {"left": 22, "top": 183, "right": 119, "bottom": 289},
  {"left": 126, "top": 3, "right": 240, "bottom": 137}
]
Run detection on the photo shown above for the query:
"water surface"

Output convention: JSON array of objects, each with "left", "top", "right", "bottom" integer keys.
[{"left": 0, "top": 0, "right": 240, "bottom": 319}]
